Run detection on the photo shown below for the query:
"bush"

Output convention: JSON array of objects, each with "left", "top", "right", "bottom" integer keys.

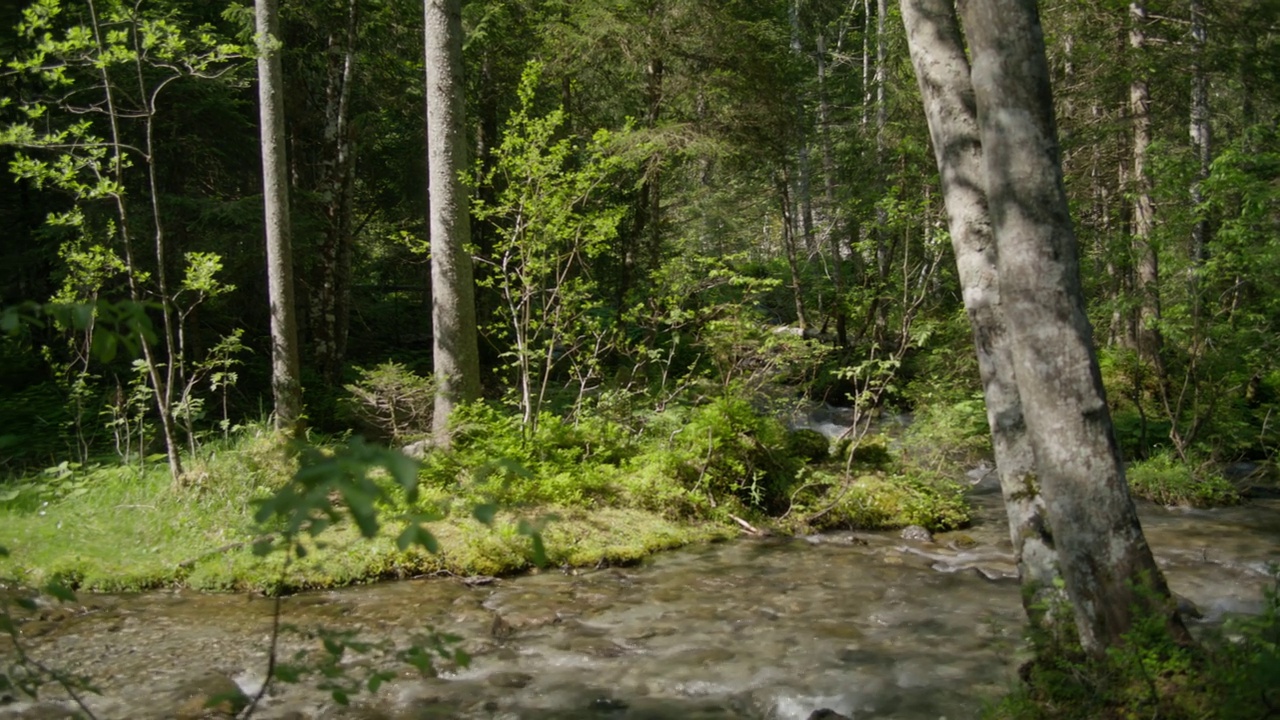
[
  {"left": 795, "top": 470, "right": 970, "bottom": 532},
  {"left": 1126, "top": 452, "right": 1240, "bottom": 507},
  {"left": 988, "top": 573, "right": 1280, "bottom": 720},
  {"left": 341, "top": 362, "right": 435, "bottom": 444}
]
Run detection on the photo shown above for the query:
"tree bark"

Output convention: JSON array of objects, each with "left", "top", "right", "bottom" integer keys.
[
  {"left": 1189, "top": 0, "right": 1211, "bottom": 269},
  {"left": 257, "top": 0, "right": 303, "bottom": 434},
  {"left": 311, "top": 0, "right": 361, "bottom": 384},
  {"left": 816, "top": 30, "right": 848, "bottom": 346},
  {"left": 958, "top": 0, "right": 1190, "bottom": 655},
  {"left": 899, "top": 0, "right": 1063, "bottom": 626},
  {"left": 425, "top": 0, "right": 481, "bottom": 446},
  {"left": 1130, "top": 1, "right": 1163, "bottom": 366}
]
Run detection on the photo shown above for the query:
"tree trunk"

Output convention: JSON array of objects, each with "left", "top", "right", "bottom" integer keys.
[
  {"left": 779, "top": 175, "right": 810, "bottom": 332},
  {"left": 425, "top": 0, "right": 481, "bottom": 446},
  {"left": 1130, "top": 1, "right": 1163, "bottom": 366},
  {"left": 899, "top": 0, "right": 1063, "bottom": 626},
  {"left": 959, "top": 0, "right": 1190, "bottom": 655},
  {"left": 872, "top": 0, "right": 890, "bottom": 337},
  {"left": 257, "top": 0, "right": 304, "bottom": 434},
  {"left": 816, "top": 30, "right": 848, "bottom": 346},
  {"left": 311, "top": 0, "right": 360, "bottom": 384},
  {"left": 1189, "top": 0, "right": 1210, "bottom": 270}
]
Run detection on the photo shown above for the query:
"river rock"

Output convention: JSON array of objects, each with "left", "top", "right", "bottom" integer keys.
[
  {"left": 486, "top": 671, "right": 534, "bottom": 689},
  {"left": 899, "top": 525, "right": 933, "bottom": 543},
  {"left": 807, "top": 710, "right": 853, "bottom": 720},
  {"left": 171, "top": 672, "right": 248, "bottom": 719}
]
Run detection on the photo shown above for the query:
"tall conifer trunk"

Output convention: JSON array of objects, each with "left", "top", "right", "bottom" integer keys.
[
  {"left": 1130, "top": 1, "right": 1164, "bottom": 368},
  {"left": 425, "top": 0, "right": 481, "bottom": 446},
  {"left": 256, "top": 0, "right": 303, "bottom": 433}
]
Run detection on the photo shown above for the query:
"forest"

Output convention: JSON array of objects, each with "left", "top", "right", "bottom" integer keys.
[{"left": 1, "top": 0, "right": 1279, "bottom": 718}]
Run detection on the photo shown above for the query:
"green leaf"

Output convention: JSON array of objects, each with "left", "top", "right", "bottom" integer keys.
[
  {"left": 332, "top": 689, "right": 350, "bottom": 706},
  {"left": 15, "top": 597, "right": 37, "bottom": 612},
  {"left": 385, "top": 451, "right": 420, "bottom": 494},
  {"left": 472, "top": 503, "right": 499, "bottom": 525},
  {"left": 0, "top": 309, "right": 18, "bottom": 334},
  {"left": 43, "top": 580, "right": 77, "bottom": 603},
  {"left": 368, "top": 672, "right": 392, "bottom": 694},
  {"left": 274, "top": 664, "right": 302, "bottom": 684},
  {"left": 251, "top": 537, "right": 277, "bottom": 556}
]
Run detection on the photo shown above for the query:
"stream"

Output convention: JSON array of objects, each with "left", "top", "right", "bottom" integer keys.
[{"left": 2, "top": 472, "right": 1278, "bottom": 719}]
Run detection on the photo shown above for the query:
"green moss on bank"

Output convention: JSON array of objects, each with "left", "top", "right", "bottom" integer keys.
[
  {"left": 0, "top": 405, "right": 974, "bottom": 594},
  {"left": 0, "top": 462, "right": 732, "bottom": 593}
]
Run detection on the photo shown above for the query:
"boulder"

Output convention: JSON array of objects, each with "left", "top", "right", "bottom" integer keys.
[{"left": 899, "top": 525, "right": 934, "bottom": 543}]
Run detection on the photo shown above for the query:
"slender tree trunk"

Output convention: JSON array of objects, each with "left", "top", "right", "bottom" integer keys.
[
  {"left": 257, "top": 0, "right": 304, "bottom": 434},
  {"left": 899, "top": 0, "right": 1063, "bottom": 627},
  {"left": 312, "top": 0, "right": 360, "bottom": 384},
  {"left": 779, "top": 175, "right": 809, "bottom": 331},
  {"left": 87, "top": 0, "right": 184, "bottom": 479},
  {"left": 791, "top": 0, "right": 816, "bottom": 257},
  {"left": 959, "top": 0, "right": 1190, "bottom": 655},
  {"left": 425, "top": 0, "right": 481, "bottom": 446},
  {"left": 871, "top": 0, "right": 890, "bottom": 338},
  {"left": 1189, "top": 0, "right": 1211, "bottom": 270},
  {"left": 816, "top": 30, "right": 848, "bottom": 346},
  {"left": 1130, "top": 1, "right": 1163, "bottom": 366}
]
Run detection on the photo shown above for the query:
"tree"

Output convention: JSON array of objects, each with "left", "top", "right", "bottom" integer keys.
[
  {"left": 425, "top": 0, "right": 481, "bottom": 446},
  {"left": 898, "top": 0, "right": 1062, "bottom": 626},
  {"left": 257, "top": 0, "right": 303, "bottom": 433},
  {"left": 955, "top": 0, "right": 1190, "bottom": 654}
]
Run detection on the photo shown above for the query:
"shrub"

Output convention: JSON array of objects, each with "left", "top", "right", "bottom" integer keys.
[
  {"left": 341, "top": 362, "right": 435, "bottom": 444},
  {"left": 796, "top": 470, "right": 970, "bottom": 532},
  {"left": 1126, "top": 452, "right": 1240, "bottom": 507},
  {"left": 987, "top": 573, "right": 1280, "bottom": 720}
]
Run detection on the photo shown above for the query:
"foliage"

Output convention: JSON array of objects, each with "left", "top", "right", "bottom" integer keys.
[
  {"left": 473, "top": 62, "right": 637, "bottom": 432},
  {"left": 988, "top": 572, "right": 1280, "bottom": 720},
  {"left": 791, "top": 469, "right": 970, "bottom": 533},
  {"left": 341, "top": 361, "right": 436, "bottom": 444},
  {"left": 1125, "top": 452, "right": 1240, "bottom": 508}
]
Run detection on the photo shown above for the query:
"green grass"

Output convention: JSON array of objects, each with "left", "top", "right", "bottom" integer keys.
[
  {"left": 1126, "top": 452, "right": 1241, "bottom": 507},
  {"left": 0, "top": 426, "right": 736, "bottom": 593},
  {"left": 0, "top": 400, "right": 976, "bottom": 594}
]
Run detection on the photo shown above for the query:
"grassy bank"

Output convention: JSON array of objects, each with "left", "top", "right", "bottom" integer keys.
[{"left": 0, "top": 406, "right": 971, "bottom": 594}]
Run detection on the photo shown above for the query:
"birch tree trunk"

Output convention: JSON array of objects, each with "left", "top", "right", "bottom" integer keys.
[
  {"left": 425, "top": 0, "right": 481, "bottom": 446},
  {"left": 256, "top": 0, "right": 303, "bottom": 433},
  {"left": 899, "top": 0, "right": 1063, "bottom": 626},
  {"left": 958, "top": 0, "right": 1191, "bottom": 655}
]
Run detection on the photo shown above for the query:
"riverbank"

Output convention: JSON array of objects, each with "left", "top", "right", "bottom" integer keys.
[{"left": 0, "top": 421, "right": 970, "bottom": 594}]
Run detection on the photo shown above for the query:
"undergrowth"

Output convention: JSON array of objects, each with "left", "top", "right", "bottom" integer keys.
[{"left": 988, "top": 573, "right": 1280, "bottom": 720}]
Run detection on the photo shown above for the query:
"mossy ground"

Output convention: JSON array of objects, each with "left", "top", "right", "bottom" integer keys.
[
  {"left": 0, "top": 452, "right": 733, "bottom": 593},
  {"left": 0, "top": 418, "right": 962, "bottom": 594}
]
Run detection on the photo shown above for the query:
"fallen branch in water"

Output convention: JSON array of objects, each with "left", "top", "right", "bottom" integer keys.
[{"left": 728, "top": 513, "right": 762, "bottom": 535}]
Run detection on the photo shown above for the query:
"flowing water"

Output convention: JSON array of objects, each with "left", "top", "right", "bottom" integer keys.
[{"left": 3, "top": 475, "right": 1278, "bottom": 720}]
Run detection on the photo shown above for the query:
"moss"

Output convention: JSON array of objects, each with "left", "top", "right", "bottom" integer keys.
[{"left": 787, "top": 471, "right": 970, "bottom": 533}]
